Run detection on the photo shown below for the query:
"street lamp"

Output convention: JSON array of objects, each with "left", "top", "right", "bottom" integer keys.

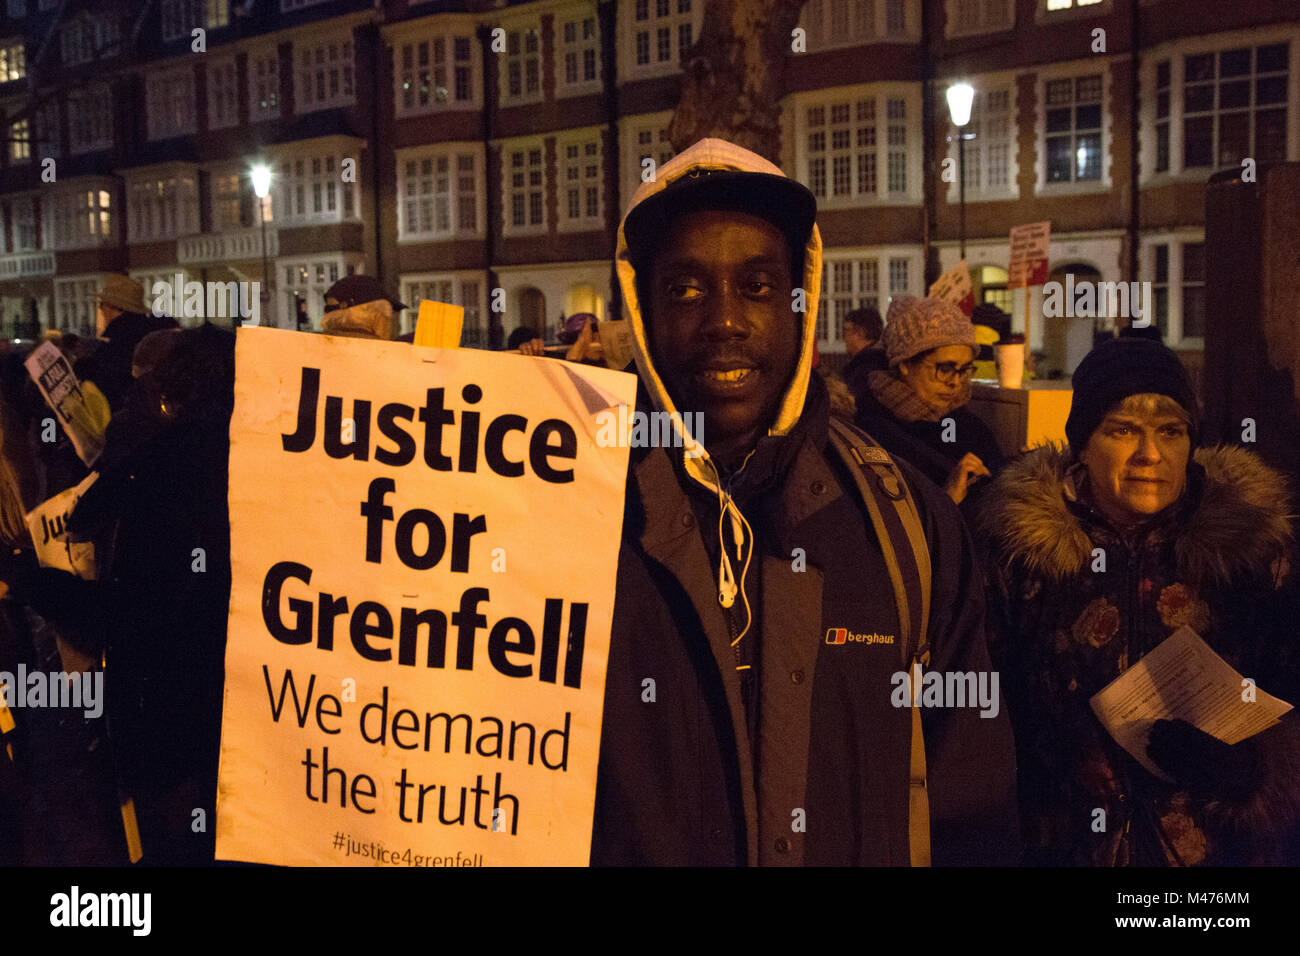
[
  {"left": 946, "top": 82, "right": 975, "bottom": 260},
  {"left": 251, "top": 163, "right": 272, "bottom": 326}
]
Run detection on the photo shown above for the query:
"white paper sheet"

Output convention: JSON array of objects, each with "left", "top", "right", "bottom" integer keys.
[{"left": 1089, "top": 626, "right": 1294, "bottom": 781}]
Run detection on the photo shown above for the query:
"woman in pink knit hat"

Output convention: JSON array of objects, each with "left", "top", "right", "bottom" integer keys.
[{"left": 853, "top": 295, "right": 1004, "bottom": 510}]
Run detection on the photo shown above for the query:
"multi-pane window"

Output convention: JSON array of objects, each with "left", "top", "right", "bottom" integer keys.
[
  {"left": 1183, "top": 44, "right": 1288, "bottom": 169},
  {"left": 250, "top": 50, "right": 279, "bottom": 120},
  {"left": 0, "top": 41, "right": 25, "bottom": 81},
  {"left": 800, "top": 0, "right": 877, "bottom": 51},
  {"left": 1150, "top": 240, "right": 1205, "bottom": 343},
  {"left": 54, "top": 276, "right": 101, "bottom": 336},
  {"left": 819, "top": 258, "right": 879, "bottom": 344},
  {"left": 1155, "top": 60, "right": 1171, "bottom": 173},
  {"left": 8, "top": 116, "right": 28, "bottom": 162},
  {"left": 60, "top": 13, "right": 120, "bottom": 66},
  {"left": 806, "top": 96, "right": 910, "bottom": 201},
  {"left": 398, "top": 149, "right": 479, "bottom": 239},
  {"left": 208, "top": 58, "right": 238, "bottom": 129},
  {"left": 147, "top": 69, "right": 196, "bottom": 140},
  {"left": 283, "top": 256, "right": 361, "bottom": 328},
  {"left": 212, "top": 172, "right": 254, "bottom": 231},
  {"left": 957, "top": 88, "right": 1012, "bottom": 193},
  {"left": 504, "top": 28, "right": 541, "bottom": 101},
  {"left": 401, "top": 276, "right": 485, "bottom": 346},
  {"left": 296, "top": 39, "right": 355, "bottom": 113},
  {"left": 69, "top": 83, "right": 112, "bottom": 153},
  {"left": 161, "top": 0, "right": 228, "bottom": 40},
  {"left": 561, "top": 16, "right": 600, "bottom": 89},
  {"left": 396, "top": 34, "right": 475, "bottom": 115},
  {"left": 6, "top": 1, "right": 24, "bottom": 18},
  {"left": 507, "top": 147, "right": 545, "bottom": 230},
  {"left": 948, "top": 0, "right": 1011, "bottom": 37},
  {"left": 11, "top": 197, "right": 36, "bottom": 251},
  {"left": 633, "top": 0, "right": 692, "bottom": 68},
  {"left": 276, "top": 151, "right": 358, "bottom": 224},
  {"left": 127, "top": 174, "right": 199, "bottom": 243},
  {"left": 888, "top": 256, "right": 910, "bottom": 296},
  {"left": 1045, "top": 74, "right": 1102, "bottom": 182},
  {"left": 884, "top": 0, "right": 905, "bottom": 34},
  {"left": 53, "top": 187, "right": 112, "bottom": 249},
  {"left": 562, "top": 138, "right": 602, "bottom": 224}
]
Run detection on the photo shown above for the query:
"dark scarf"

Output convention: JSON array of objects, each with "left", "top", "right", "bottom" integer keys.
[{"left": 866, "top": 368, "right": 971, "bottom": 424}]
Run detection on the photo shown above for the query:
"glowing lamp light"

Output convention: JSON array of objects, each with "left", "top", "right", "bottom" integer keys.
[{"left": 946, "top": 83, "right": 975, "bottom": 128}]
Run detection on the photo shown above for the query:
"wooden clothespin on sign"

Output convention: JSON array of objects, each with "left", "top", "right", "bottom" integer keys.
[{"left": 414, "top": 300, "right": 465, "bottom": 350}]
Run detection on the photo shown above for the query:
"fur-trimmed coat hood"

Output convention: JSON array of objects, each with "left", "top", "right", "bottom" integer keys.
[{"left": 981, "top": 443, "right": 1293, "bottom": 589}]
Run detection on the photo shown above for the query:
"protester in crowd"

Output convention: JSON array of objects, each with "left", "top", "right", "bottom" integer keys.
[
  {"left": 980, "top": 336, "right": 1300, "bottom": 866},
  {"left": 592, "top": 137, "right": 1019, "bottom": 866},
  {"left": 507, "top": 326, "right": 546, "bottom": 355},
  {"left": 320, "top": 275, "right": 405, "bottom": 340},
  {"left": 1, "top": 322, "right": 237, "bottom": 864},
  {"left": 840, "top": 306, "right": 886, "bottom": 404},
  {"left": 560, "top": 314, "right": 606, "bottom": 366},
  {"left": 854, "top": 296, "right": 1004, "bottom": 511},
  {"left": 970, "top": 302, "right": 1011, "bottom": 381},
  {"left": 76, "top": 275, "right": 177, "bottom": 412}
]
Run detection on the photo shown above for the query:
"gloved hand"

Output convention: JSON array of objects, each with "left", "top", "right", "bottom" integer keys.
[{"left": 1147, "top": 718, "right": 1262, "bottom": 800}]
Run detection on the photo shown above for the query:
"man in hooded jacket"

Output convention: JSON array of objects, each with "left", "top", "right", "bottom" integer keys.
[{"left": 590, "top": 138, "right": 1019, "bottom": 866}]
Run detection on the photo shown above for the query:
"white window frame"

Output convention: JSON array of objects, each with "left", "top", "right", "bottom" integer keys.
[
  {"left": 272, "top": 144, "right": 361, "bottom": 226},
  {"left": 393, "top": 28, "right": 479, "bottom": 116},
  {"left": 558, "top": 9, "right": 601, "bottom": 97},
  {"left": 792, "top": 83, "right": 925, "bottom": 209},
  {"left": 498, "top": 22, "right": 543, "bottom": 107},
  {"left": 69, "top": 83, "right": 113, "bottom": 154},
  {"left": 557, "top": 129, "right": 604, "bottom": 231},
  {"left": 52, "top": 181, "right": 115, "bottom": 251},
  {"left": 207, "top": 56, "right": 239, "bottom": 130},
  {"left": 943, "top": 76, "right": 1018, "bottom": 203},
  {"left": 147, "top": 66, "right": 197, "bottom": 140},
  {"left": 1139, "top": 27, "right": 1298, "bottom": 185},
  {"left": 399, "top": 272, "right": 487, "bottom": 345},
  {"left": 1034, "top": 60, "right": 1113, "bottom": 195},
  {"left": 10, "top": 195, "right": 37, "bottom": 251},
  {"left": 1142, "top": 231, "right": 1205, "bottom": 349},
  {"left": 208, "top": 166, "right": 256, "bottom": 232},
  {"left": 54, "top": 274, "right": 104, "bottom": 336},
  {"left": 621, "top": 112, "right": 675, "bottom": 214},
  {"left": 501, "top": 137, "right": 548, "bottom": 236},
  {"left": 249, "top": 47, "right": 280, "bottom": 121},
  {"left": 943, "top": 0, "right": 1013, "bottom": 39},
  {"left": 623, "top": 0, "right": 702, "bottom": 80},
  {"left": 280, "top": 254, "right": 365, "bottom": 329},
  {"left": 125, "top": 166, "right": 200, "bottom": 244},
  {"left": 395, "top": 143, "right": 483, "bottom": 241},
  {"left": 60, "top": 13, "right": 120, "bottom": 67},
  {"left": 294, "top": 34, "right": 356, "bottom": 115},
  {"left": 819, "top": 246, "right": 922, "bottom": 352}
]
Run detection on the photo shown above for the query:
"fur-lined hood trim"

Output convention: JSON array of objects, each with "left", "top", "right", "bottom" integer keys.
[{"left": 981, "top": 443, "right": 1293, "bottom": 585}]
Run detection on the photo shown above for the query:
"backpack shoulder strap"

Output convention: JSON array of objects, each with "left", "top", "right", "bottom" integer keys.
[{"left": 826, "top": 416, "right": 933, "bottom": 867}]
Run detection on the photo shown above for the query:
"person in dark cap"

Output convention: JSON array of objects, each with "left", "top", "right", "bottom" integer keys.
[
  {"left": 319, "top": 275, "right": 406, "bottom": 340},
  {"left": 77, "top": 275, "right": 177, "bottom": 412},
  {"left": 979, "top": 336, "right": 1300, "bottom": 866},
  {"left": 593, "top": 137, "right": 1019, "bottom": 866},
  {"left": 839, "top": 306, "right": 885, "bottom": 406}
]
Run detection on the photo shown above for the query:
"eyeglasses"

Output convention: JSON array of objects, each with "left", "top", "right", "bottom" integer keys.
[{"left": 926, "top": 361, "right": 977, "bottom": 384}]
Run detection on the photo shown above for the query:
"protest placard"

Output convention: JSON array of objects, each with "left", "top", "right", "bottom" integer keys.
[
  {"left": 24, "top": 342, "right": 107, "bottom": 466},
  {"left": 25, "top": 472, "right": 98, "bottom": 578},
  {"left": 1007, "top": 221, "right": 1051, "bottom": 289},
  {"left": 216, "top": 327, "right": 637, "bottom": 866},
  {"left": 928, "top": 260, "right": 975, "bottom": 316}
]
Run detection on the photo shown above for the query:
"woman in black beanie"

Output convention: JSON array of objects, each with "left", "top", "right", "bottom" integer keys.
[{"left": 978, "top": 336, "right": 1300, "bottom": 866}]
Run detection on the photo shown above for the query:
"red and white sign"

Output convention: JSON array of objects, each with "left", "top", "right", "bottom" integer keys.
[{"left": 1007, "top": 221, "right": 1051, "bottom": 289}]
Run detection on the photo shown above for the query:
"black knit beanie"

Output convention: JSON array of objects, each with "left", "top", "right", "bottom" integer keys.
[{"left": 1066, "top": 337, "right": 1200, "bottom": 451}]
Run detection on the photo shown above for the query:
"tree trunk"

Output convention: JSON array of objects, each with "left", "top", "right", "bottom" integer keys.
[{"left": 668, "top": 0, "right": 809, "bottom": 163}]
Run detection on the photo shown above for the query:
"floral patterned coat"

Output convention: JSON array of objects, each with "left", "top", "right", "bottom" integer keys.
[{"left": 980, "top": 443, "right": 1300, "bottom": 866}]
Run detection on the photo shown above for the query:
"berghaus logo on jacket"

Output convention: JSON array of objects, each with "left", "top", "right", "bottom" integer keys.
[{"left": 825, "top": 628, "right": 895, "bottom": 646}]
